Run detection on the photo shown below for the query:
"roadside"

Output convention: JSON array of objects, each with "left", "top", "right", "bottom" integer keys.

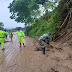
[{"left": 0, "top": 36, "right": 72, "bottom": 72}]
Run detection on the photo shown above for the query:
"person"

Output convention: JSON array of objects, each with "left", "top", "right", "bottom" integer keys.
[
  {"left": 5, "top": 34, "right": 8, "bottom": 38},
  {"left": 38, "top": 32, "right": 51, "bottom": 54},
  {"left": 9, "top": 32, "right": 13, "bottom": 41},
  {"left": 14, "top": 28, "right": 25, "bottom": 47},
  {"left": 0, "top": 28, "right": 9, "bottom": 50},
  {"left": 39, "top": 38, "right": 46, "bottom": 54}
]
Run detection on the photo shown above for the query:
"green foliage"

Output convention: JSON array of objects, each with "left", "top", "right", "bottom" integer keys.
[
  {"left": 57, "top": 0, "right": 69, "bottom": 23},
  {"left": 35, "top": 0, "right": 46, "bottom": 5},
  {"left": 7, "top": 30, "right": 12, "bottom": 32},
  {"left": 0, "top": 22, "right": 4, "bottom": 30},
  {"left": 8, "top": 0, "right": 39, "bottom": 25},
  {"left": 28, "top": 7, "right": 61, "bottom": 36},
  {"left": 0, "top": 22, "right": 4, "bottom": 27},
  {"left": 8, "top": 0, "right": 59, "bottom": 25},
  {"left": 26, "top": 0, "right": 69, "bottom": 37},
  {"left": 24, "top": 26, "right": 32, "bottom": 36},
  {"left": 8, "top": 0, "right": 69, "bottom": 37},
  {"left": 43, "top": 1, "right": 57, "bottom": 10}
]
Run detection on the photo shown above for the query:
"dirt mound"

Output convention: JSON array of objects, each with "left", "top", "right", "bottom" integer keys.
[{"left": 33, "top": 12, "right": 72, "bottom": 72}]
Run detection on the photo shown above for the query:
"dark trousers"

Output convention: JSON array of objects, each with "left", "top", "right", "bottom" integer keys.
[
  {"left": 39, "top": 40, "right": 46, "bottom": 54},
  {"left": 42, "top": 48, "right": 45, "bottom": 54},
  {"left": 46, "top": 39, "right": 49, "bottom": 44},
  {"left": 6, "top": 36, "right": 7, "bottom": 38}
]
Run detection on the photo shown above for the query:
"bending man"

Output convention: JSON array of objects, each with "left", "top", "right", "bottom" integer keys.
[{"left": 38, "top": 32, "right": 51, "bottom": 54}]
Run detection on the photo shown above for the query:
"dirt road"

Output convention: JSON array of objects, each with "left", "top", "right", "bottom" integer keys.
[{"left": 0, "top": 35, "right": 72, "bottom": 72}]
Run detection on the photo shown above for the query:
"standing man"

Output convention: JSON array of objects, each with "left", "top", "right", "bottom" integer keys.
[
  {"left": 0, "top": 28, "right": 9, "bottom": 50},
  {"left": 14, "top": 28, "right": 25, "bottom": 47},
  {"left": 9, "top": 32, "right": 13, "bottom": 41}
]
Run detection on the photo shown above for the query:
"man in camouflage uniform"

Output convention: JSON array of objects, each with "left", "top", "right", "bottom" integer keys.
[{"left": 38, "top": 32, "right": 51, "bottom": 54}]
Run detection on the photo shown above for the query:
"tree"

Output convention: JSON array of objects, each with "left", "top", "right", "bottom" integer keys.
[
  {"left": 36, "top": 0, "right": 60, "bottom": 9},
  {"left": 0, "top": 22, "right": 4, "bottom": 30},
  {"left": 8, "top": 0, "right": 60, "bottom": 25},
  {"left": 0, "top": 22, "right": 4, "bottom": 27},
  {"left": 8, "top": 0, "right": 39, "bottom": 25},
  {"left": 35, "top": 0, "right": 60, "bottom": 20},
  {"left": 35, "top": 0, "right": 46, "bottom": 5}
]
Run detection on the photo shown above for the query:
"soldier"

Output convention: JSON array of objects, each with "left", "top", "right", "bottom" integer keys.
[
  {"left": 39, "top": 39, "right": 46, "bottom": 54},
  {"left": 43, "top": 32, "right": 51, "bottom": 44},
  {"left": 38, "top": 32, "right": 51, "bottom": 54},
  {"left": 0, "top": 28, "right": 9, "bottom": 50},
  {"left": 14, "top": 28, "right": 25, "bottom": 47}
]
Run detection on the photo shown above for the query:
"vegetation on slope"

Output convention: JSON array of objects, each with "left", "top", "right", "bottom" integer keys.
[
  {"left": 8, "top": 0, "right": 71, "bottom": 38},
  {"left": 26, "top": 0, "right": 71, "bottom": 37}
]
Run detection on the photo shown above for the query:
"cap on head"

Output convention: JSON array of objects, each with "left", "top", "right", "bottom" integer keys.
[
  {"left": 18, "top": 28, "right": 21, "bottom": 31},
  {"left": 48, "top": 32, "right": 51, "bottom": 36}
]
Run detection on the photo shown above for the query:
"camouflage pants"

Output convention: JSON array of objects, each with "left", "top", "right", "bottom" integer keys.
[{"left": 39, "top": 40, "right": 46, "bottom": 54}]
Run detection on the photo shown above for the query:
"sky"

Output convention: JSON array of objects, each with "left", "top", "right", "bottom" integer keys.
[
  {"left": 0, "top": 0, "right": 24, "bottom": 29},
  {"left": 0, "top": 0, "right": 59, "bottom": 29}
]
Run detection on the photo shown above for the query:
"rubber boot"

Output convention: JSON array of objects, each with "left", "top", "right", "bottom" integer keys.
[
  {"left": 20, "top": 43, "right": 21, "bottom": 47},
  {"left": 23, "top": 43, "right": 25, "bottom": 47}
]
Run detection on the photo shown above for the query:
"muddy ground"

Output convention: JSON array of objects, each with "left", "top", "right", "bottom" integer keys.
[{"left": 0, "top": 35, "right": 72, "bottom": 72}]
